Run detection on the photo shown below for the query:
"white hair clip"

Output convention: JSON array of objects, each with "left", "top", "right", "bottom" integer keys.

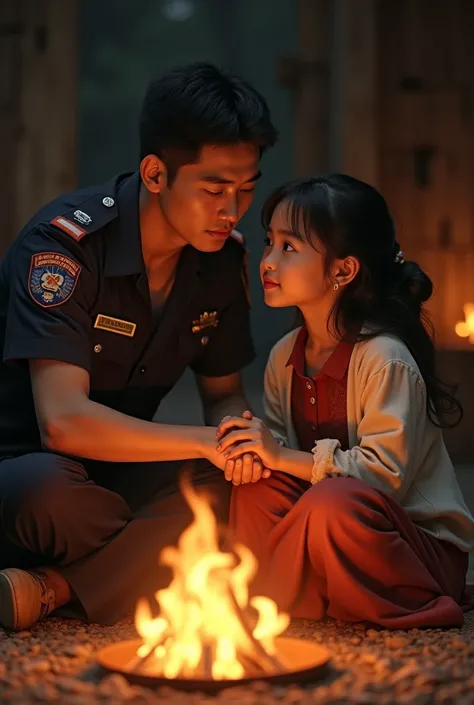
[{"left": 394, "top": 249, "right": 404, "bottom": 264}]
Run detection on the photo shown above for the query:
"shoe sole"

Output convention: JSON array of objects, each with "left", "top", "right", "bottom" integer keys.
[
  {"left": 0, "top": 571, "right": 19, "bottom": 631},
  {"left": 0, "top": 569, "right": 42, "bottom": 632}
]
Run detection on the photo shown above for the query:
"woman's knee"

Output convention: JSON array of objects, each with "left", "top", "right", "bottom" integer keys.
[
  {"left": 296, "top": 476, "right": 377, "bottom": 524},
  {"left": 231, "top": 471, "right": 307, "bottom": 515}
]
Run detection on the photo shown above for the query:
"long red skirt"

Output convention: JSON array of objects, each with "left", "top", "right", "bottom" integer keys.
[{"left": 229, "top": 474, "right": 471, "bottom": 629}]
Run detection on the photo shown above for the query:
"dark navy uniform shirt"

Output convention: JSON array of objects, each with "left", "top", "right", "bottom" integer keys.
[{"left": 0, "top": 172, "right": 255, "bottom": 458}]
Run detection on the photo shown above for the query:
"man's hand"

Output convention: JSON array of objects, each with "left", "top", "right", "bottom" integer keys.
[
  {"left": 219, "top": 411, "right": 272, "bottom": 486},
  {"left": 216, "top": 412, "right": 282, "bottom": 471}
]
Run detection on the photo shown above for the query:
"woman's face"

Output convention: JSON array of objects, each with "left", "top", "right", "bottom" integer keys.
[{"left": 260, "top": 201, "right": 334, "bottom": 309}]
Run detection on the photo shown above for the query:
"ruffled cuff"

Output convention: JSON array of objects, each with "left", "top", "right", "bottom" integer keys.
[{"left": 310, "top": 438, "right": 346, "bottom": 484}]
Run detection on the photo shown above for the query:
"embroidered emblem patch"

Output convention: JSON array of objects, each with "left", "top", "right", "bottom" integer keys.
[
  {"left": 192, "top": 311, "right": 219, "bottom": 334},
  {"left": 51, "top": 216, "right": 87, "bottom": 241},
  {"left": 94, "top": 314, "right": 136, "bottom": 337},
  {"left": 28, "top": 252, "right": 82, "bottom": 308}
]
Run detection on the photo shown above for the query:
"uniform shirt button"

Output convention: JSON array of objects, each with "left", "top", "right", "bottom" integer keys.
[
  {"left": 311, "top": 425, "right": 316, "bottom": 431},
  {"left": 102, "top": 196, "right": 115, "bottom": 207},
  {"left": 306, "top": 381, "right": 312, "bottom": 390},
  {"left": 94, "top": 344, "right": 102, "bottom": 353},
  {"left": 140, "top": 366, "right": 146, "bottom": 374},
  {"left": 201, "top": 335, "right": 209, "bottom": 345},
  {"left": 310, "top": 396, "right": 316, "bottom": 405}
]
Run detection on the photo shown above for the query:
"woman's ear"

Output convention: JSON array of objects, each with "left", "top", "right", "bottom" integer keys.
[
  {"left": 333, "top": 256, "right": 360, "bottom": 288},
  {"left": 140, "top": 155, "right": 167, "bottom": 194}
]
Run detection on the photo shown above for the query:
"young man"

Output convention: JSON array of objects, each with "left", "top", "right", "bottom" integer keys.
[{"left": 0, "top": 63, "right": 277, "bottom": 630}]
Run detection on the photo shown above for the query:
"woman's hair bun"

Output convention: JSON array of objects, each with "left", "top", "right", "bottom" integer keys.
[{"left": 398, "top": 260, "right": 433, "bottom": 305}]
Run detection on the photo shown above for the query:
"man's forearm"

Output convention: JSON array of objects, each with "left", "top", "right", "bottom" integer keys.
[
  {"left": 44, "top": 397, "right": 214, "bottom": 463},
  {"left": 202, "top": 393, "right": 253, "bottom": 426}
]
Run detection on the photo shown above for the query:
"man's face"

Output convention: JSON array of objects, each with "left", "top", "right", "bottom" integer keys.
[{"left": 158, "top": 143, "right": 261, "bottom": 252}]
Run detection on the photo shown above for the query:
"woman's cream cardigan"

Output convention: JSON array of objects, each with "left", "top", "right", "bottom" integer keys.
[{"left": 263, "top": 327, "right": 474, "bottom": 552}]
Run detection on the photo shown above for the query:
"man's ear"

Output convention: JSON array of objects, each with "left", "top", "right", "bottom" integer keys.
[{"left": 140, "top": 155, "right": 167, "bottom": 194}]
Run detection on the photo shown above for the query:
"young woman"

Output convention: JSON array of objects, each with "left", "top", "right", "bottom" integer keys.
[{"left": 216, "top": 174, "right": 474, "bottom": 629}]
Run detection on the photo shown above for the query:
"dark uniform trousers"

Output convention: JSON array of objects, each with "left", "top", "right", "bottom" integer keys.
[{"left": 0, "top": 453, "right": 230, "bottom": 625}]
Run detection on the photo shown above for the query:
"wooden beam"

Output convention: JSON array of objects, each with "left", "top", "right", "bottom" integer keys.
[
  {"left": 294, "top": 0, "right": 331, "bottom": 176},
  {"left": 330, "top": 0, "right": 378, "bottom": 186},
  {"left": 0, "top": 0, "right": 77, "bottom": 257}
]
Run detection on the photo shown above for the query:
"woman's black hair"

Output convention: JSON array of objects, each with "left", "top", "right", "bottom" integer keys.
[{"left": 261, "top": 174, "right": 462, "bottom": 429}]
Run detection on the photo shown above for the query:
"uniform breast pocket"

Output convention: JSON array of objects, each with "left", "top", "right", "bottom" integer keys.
[{"left": 89, "top": 330, "right": 137, "bottom": 389}]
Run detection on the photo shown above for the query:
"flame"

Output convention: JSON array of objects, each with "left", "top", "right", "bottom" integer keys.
[
  {"left": 134, "top": 478, "right": 289, "bottom": 680},
  {"left": 455, "top": 303, "right": 474, "bottom": 343}
]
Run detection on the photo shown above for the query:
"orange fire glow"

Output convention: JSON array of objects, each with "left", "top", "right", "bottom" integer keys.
[
  {"left": 455, "top": 303, "right": 474, "bottom": 343},
  {"left": 133, "top": 478, "right": 289, "bottom": 680}
]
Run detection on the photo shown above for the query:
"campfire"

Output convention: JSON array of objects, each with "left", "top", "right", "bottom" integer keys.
[{"left": 98, "top": 477, "right": 330, "bottom": 691}]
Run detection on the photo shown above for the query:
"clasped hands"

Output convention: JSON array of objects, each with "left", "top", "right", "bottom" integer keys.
[{"left": 215, "top": 410, "right": 282, "bottom": 485}]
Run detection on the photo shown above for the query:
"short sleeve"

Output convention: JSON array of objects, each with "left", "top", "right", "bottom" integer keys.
[
  {"left": 190, "top": 266, "right": 255, "bottom": 378},
  {"left": 2, "top": 228, "right": 96, "bottom": 372}
]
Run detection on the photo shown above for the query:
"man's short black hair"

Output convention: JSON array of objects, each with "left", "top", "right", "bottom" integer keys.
[{"left": 139, "top": 62, "right": 278, "bottom": 182}]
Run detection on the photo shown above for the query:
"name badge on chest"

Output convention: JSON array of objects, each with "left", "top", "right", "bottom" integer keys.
[
  {"left": 94, "top": 314, "right": 136, "bottom": 337},
  {"left": 191, "top": 310, "right": 219, "bottom": 334}
]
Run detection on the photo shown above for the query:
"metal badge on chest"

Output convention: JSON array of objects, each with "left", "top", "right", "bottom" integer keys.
[{"left": 192, "top": 311, "right": 218, "bottom": 346}]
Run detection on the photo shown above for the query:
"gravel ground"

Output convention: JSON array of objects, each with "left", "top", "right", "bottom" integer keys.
[{"left": 1, "top": 612, "right": 474, "bottom": 704}]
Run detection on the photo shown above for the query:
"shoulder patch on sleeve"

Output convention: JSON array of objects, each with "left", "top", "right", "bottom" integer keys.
[
  {"left": 28, "top": 252, "right": 82, "bottom": 308},
  {"left": 50, "top": 216, "right": 87, "bottom": 241}
]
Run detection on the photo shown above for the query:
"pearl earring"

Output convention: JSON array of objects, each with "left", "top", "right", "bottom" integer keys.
[{"left": 333, "top": 280, "right": 339, "bottom": 291}]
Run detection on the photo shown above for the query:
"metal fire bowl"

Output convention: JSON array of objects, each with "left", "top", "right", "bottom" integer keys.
[{"left": 97, "top": 636, "right": 331, "bottom": 693}]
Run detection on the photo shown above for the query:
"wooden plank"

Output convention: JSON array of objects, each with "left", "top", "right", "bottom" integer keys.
[
  {"left": 331, "top": 0, "right": 378, "bottom": 186},
  {"left": 0, "top": 0, "right": 23, "bottom": 255},
  {"left": 293, "top": 0, "right": 331, "bottom": 176},
  {"left": 0, "top": 0, "right": 77, "bottom": 257},
  {"left": 378, "top": 0, "right": 474, "bottom": 347},
  {"left": 15, "top": 0, "right": 77, "bottom": 233}
]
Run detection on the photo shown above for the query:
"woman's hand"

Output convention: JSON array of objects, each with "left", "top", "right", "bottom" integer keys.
[
  {"left": 216, "top": 412, "right": 282, "bottom": 471},
  {"left": 219, "top": 411, "right": 272, "bottom": 485},
  {"left": 198, "top": 418, "right": 271, "bottom": 485}
]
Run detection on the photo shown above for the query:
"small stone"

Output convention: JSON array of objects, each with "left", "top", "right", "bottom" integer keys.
[
  {"left": 23, "top": 658, "right": 51, "bottom": 674},
  {"left": 350, "top": 636, "right": 362, "bottom": 645},
  {"left": 385, "top": 636, "right": 410, "bottom": 649},
  {"left": 360, "top": 652, "right": 378, "bottom": 664},
  {"left": 390, "top": 662, "right": 421, "bottom": 684},
  {"left": 99, "top": 673, "right": 134, "bottom": 697},
  {"left": 64, "top": 697, "right": 96, "bottom": 705},
  {"left": 29, "top": 683, "right": 59, "bottom": 701},
  {"left": 56, "top": 677, "right": 96, "bottom": 694},
  {"left": 63, "top": 644, "right": 92, "bottom": 658},
  {"left": 15, "top": 630, "right": 32, "bottom": 638},
  {"left": 250, "top": 679, "right": 272, "bottom": 693}
]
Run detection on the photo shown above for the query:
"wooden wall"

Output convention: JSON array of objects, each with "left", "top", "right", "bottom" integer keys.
[
  {"left": 0, "top": 0, "right": 77, "bottom": 257},
  {"left": 378, "top": 0, "right": 474, "bottom": 350}
]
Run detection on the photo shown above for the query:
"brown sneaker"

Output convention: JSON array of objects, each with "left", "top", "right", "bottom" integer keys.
[{"left": 0, "top": 568, "right": 67, "bottom": 631}]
